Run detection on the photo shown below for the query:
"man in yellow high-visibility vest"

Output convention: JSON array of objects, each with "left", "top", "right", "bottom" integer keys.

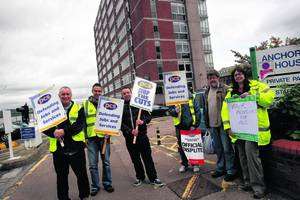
[
  {"left": 83, "top": 83, "right": 114, "bottom": 196},
  {"left": 169, "top": 91, "right": 201, "bottom": 173},
  {"left": 43, "top": 86, "right": 90, "bottom": 200}
]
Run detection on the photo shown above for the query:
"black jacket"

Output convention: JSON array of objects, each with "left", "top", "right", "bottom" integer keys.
[
  {"left": 43, "top": 101, "right": 85, "bottom": 154},
  {"left": 121, "top": 100, "right": 152, "bottom": 139}
]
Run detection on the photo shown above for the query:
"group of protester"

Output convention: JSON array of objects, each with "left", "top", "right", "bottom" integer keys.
[
  {"left": 42, "top": 66, "right": 275, "bottom": 200},
  {"left": 170, "top": 66, "right": 275, "bottom": 199}
]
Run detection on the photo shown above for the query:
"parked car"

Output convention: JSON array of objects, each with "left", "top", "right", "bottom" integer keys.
[
  {"left": 151, "top": 105, "right": 169, "bottom": 118},
  {"left": 0, "top": 123, "right": 21, "bottom": 148}
]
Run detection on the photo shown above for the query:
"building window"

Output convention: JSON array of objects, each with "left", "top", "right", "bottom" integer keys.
[
  {"left": 156, "top": 83, "right": 163, "bottom": 94},
  {"left": 113, "top": 66, "right": 120, "bottom": 76},
  {"left": 187, "top": 82, "right": 193, "bottom": 92},
  {"left": 153, "top": 21, "right": 160, "bottom": 38},
  {"left": 157, "top": 61, "right": 163, "bottom": 80},
  {"left": 109, "top": 83, "right": 114, "bottom": 92},
  {"left": 121, "top": 56, "right": 130, "bottom": 71},
  {"left": 118, "top": 25, "right": 127, "bottom": 42},
  {"left": 116, "top": 0, "right": 123, "bottom": 14},
  {"left": 119, "top": 42, "right": 128, "bottom": 57},
  {"left": 107, "top": 71, "right": 113, "bottom": 81},
  {"left": 173, "top": 22, "right": 188, "bottom": 39},
  {"left": 122, "top": 72, "right": 131, "bottom": 85},
  {"left": 150, "top": 0, "right": 157, "bottom": 18},
  {"left": 171, "top": 3, "right": 186, "bottom": 20},
  {"left": 116, "top": 9, "right": 125, "bottom": 29},
  {"left": 107, "top": 2, "right": 114, "bottom": 17},
  {"left": 112, "top": 53, "right": 118, "bottom": 65},
  {"left": 155, "top": 41, "right": 161, "bottom": 59},
  {"left": 176, "top": 41, "right": 190, "bottom": 59},
  {"left": 114, "top": 78, "right": 121, "bottom": 89}
]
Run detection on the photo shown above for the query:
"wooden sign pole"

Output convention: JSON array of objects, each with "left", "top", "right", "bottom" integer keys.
[{"left": 133, "top": 109, "right": 142, "bottom": 144}]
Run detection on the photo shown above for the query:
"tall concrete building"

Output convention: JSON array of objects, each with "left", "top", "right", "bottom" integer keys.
[{"left": 94, "top": 0, "right": 214, "bottom": 103}]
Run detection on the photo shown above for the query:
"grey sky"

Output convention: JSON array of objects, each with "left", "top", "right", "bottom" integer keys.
[
  {"left": 207, "top": 0, "right": 300, "bottom": 68},
  {"left": 1, "top": 0, "right": 299, "bottom": 109}
]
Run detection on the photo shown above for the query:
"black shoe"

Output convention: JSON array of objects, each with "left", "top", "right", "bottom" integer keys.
[
  {"left": 150, "top": 178, "right": 165, "bottom": 188},
  {"left": 253, "top": 191, "right": 265, "bottom": 199},
  {"left": 90, "top": 188, "right": 99, "bottom": 196},
  {"left": 224, "top": 173, "right": 237, "bottom": 182},
  {"left": 133, "top": 179, "right": 143, "bottom": 187},
  {"left": 239, "top": 184, "right": 252, "bottom": 192},
  {"left": 211, "top": 171, "right": 226, "bottom": 178},
  {"left": 104, "top": 185, "right": 114, "bottom": 193}
]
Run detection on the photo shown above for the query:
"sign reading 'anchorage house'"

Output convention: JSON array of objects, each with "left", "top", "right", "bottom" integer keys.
[{"left": 250, "top": 44, "right": 300, "bottom": 96}]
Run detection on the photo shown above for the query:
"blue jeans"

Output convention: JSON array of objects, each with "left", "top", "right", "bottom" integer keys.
[
  {"left": 210, "top": 127, "right": 236, "bottom": 175},
  {"left": 87, "top": 137, "right": 112, "bottom": 190}
]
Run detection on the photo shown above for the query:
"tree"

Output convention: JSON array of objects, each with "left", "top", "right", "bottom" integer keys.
[{"left": 231, "top": 36, "right": 300, "bottom": 65}]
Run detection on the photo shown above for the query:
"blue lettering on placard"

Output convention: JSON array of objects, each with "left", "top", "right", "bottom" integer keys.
[{"left": 134, "top": 97, "right": 151, "bottom": 106}]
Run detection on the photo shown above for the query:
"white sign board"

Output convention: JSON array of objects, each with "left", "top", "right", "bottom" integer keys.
[
  {"left": 180, "top": 129, "right": 205, "bottom": 165},
  {"left": 29, "top": 87, "right": 67, "bottom": 132},
  {"left": 95, "top": 96, "right": 124, "bottom": 136},
  {"left": 227, "top": 95, "right": 259, "bottom": 142},
  {"left": 264, "top": 73, "right": 300, "bottom": 87},
  {"left": 256, "top": 44, "right": 300, "bottom": 80},
  {"left": 130, "top": 77, "right": 157, "bottom": 112},
  {"left": 163, "top": 71, "right": 189, "bottom": 106},
  {"left": 3, "top": 110, "right": 13, "bottom": 133}
]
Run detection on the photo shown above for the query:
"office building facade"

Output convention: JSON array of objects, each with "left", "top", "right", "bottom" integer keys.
[{"left": 94, "top": 0, "right": 214, "bottom": 102}]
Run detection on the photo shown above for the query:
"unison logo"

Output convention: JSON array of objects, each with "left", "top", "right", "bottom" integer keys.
[
  {"left": 138, "top": 81, "right": 153, "bottom": 89},
  {"left": 104, "top": 102, "right": 117, "bottom": 110},
  {"left": 38, "top": 94, "right": 51, "bottom": 104}
]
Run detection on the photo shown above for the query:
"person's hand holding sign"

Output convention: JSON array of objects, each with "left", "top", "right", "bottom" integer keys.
[
  {"left": 136, "top": 119, "right": 144, "bottom": 126},
  {"left": 54, "top": 129, "right": 64, "bottom": 139},
  {"left": 240, "top": 92, "right": 249, "bottom": 98},
  {"left": 132, "top": 129, "right": 138, "bottom": 136}
]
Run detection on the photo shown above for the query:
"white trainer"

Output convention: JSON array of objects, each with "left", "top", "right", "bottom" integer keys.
[{"left": 179, "top": 165, "right": 187, "bottom": 173}]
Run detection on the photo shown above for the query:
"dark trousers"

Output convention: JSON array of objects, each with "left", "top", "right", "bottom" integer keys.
[
  {"left": 53, "top": 149, "right": 90, "bottom": 200},
  {"left": 175, "top": 128, "right": 189, "bottom": 166},
  {"left": 125, "top": 134, "right": 157, "bottom": 182}
]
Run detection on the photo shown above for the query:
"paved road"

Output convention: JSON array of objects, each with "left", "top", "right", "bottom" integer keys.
[{"left": 2, "top": 117, "right": 291, "bottom": 200}]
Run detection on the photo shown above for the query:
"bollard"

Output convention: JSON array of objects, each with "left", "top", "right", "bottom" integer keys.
[{"left": 156, "top": 127, "right": 161, "bottom": 145}]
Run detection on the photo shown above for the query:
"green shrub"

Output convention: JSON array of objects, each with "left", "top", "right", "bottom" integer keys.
[{"left": 269, "top": 84, "right": 300, "bottom": 140}]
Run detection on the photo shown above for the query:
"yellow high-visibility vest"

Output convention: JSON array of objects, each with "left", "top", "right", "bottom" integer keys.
[
  {"left": 48, "top": 103, "right": 85, "bottom": 152},
  {"left": 83, "top": 100, "right": 104, "bottom": 138},
  {"left": 221, "top": 80, "right": 275, "bottom": 146},
  {"left": 172, "top": 98, "right": 196, "bottom": 126}
]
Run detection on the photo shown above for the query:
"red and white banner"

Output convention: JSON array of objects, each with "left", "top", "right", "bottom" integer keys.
[{"left": 180, "top": 129, "right": 205, "bottom": 165}]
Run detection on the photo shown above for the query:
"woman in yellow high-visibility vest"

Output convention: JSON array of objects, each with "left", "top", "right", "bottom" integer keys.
[{"left": 221, "top": 67, "right": 275, "bottom": 199}]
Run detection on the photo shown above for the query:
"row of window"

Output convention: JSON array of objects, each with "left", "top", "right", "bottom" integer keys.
[{"left": 102, "top": 72, "right": 132, "bottom": 94}]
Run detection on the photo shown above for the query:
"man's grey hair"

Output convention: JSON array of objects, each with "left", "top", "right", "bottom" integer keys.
[{"left": 59, "top": 86, "right": 72, "bottom": 94}]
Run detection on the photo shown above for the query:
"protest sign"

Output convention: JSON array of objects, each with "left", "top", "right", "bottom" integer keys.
[
  {"left": 163, "top": 71, "right": 189, "bottom": 106},
  {"left": 95, "top": 96, "right": 124, "bottom": 136},
  {"left": 21, "top": 127, "right": 36, "bottom": 140},
  {"left": 130, "top": 77, "right": 157, "bottom": 112},
  {"left": 227, "top": 95, "right": 259, "bottom": 142},
  {"left": 180, "top": 129, "right": 205, "bottom": 165},
  {"left": 29, "top": 87, "right": 67, "bottom": 132}
]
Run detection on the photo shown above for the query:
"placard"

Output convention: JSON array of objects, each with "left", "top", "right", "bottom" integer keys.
[
  {"left": 163, "top": 71, "right": 189, "bottom": 106},
  {"left": 29, "top": 87, "right": 67, "bottom": 132},
  {"left": 130, "top": 77, "right": 157, "bottom": 112},
  {"left": 180, "top": 129, "right": 205, "bottom": 165},
  {"left": 21, "top": 127, "right": 36, "bottom": 140},
  {"left": 95, "top": 96, "right": 124, "bottom": 136},
  {"left": 227, "top": 95, "right": 259, "bottom": 142}
]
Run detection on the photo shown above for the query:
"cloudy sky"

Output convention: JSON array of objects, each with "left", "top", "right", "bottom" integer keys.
[{"left": 0, "top": 0, "right": 299, "bottom": 109}]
